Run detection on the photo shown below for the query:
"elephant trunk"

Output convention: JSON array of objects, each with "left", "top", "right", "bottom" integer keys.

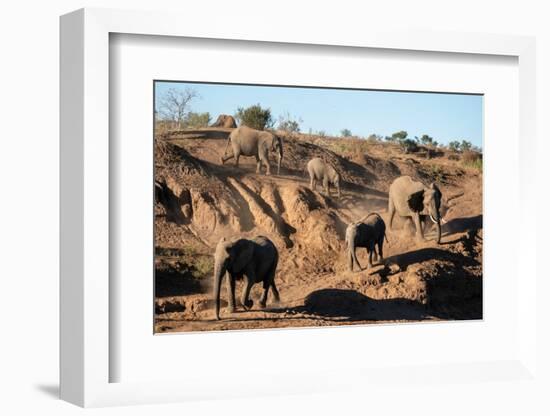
[
  {"left": 213, "top": 262, "right": 226, "bottom": 320},
  {"left": 435, "top": 220, "right": 441, "bottom": 244},
  {"left": 277, "top": 147, "right": 283, "bottom": 175}
]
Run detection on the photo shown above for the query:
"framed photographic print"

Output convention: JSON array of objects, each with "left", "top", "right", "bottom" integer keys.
[
  {"left": 152, "top": 80, "right": 483, "bottom": 333},
  {"left": 60, "top": 7, "right": 538, "bottom": 407}
]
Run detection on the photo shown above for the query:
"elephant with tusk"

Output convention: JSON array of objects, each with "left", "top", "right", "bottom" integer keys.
[{"left": 388, "top": 176, "right": 443, "bottom": 243}]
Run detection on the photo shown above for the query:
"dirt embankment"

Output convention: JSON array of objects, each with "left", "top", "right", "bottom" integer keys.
[{"left": 154, "top": 130, "right": 482, "bottom": 332}]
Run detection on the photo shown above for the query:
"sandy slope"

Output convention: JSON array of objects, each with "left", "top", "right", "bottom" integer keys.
[{"left": 154, "top": 130, "right": 482, "bottom": 332}]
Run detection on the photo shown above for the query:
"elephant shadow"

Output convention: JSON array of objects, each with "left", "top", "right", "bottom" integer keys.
[
  {"left": 386, "top": 247, "right": 480, "bottom": 270},
  {"left": 155, "top": 267, "right": 207, "bottom": 297},
  {"left": 442, "top": 215, "right": 482, "bottom": 236},
  {"left": 291, "top": 289, "right": 430, "bottom": 321}
]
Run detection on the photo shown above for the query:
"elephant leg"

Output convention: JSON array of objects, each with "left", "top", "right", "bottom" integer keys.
[
  {"left": 348, "top": 249, "right": 354, "bottom": 271},
  {"left": 261, "top": 260, "right": 278, "bottom": 307},
  {"left": 255, "top": 155, "right": 261, "bottom": 174},
  {"left": 323, "top": 177, "right": 329, "bottom": 196},
  {"left": 413, "top": 213, "right": 425, "bottom": 241},
  {"left": 259, "top": 282, "right": 269, "bottom": 309},
  {"left": 367, "top": 247, "right": 374, "bottom": 269},
  {"left": 378, "top": 239, "right": 384, "bottom": 261},
  {"left": 352, "top": 247, "right": 362, "bottom": 271},
  {"left": 312, "top": 178, "right": 317, "bottom": 191},
  {"left": 388, "top": 197, "right": 396, "bottom": 229},
  {"left": 241, "top": 274, "right": 254, "bottom": 310},
  {"left": 234, "top": 152, "right": 241, "bottom": 167},
  {"left": 227, "top": 272, "right": 236, "bottom": 313},
  {"left": 221, "top": 153, "right": 234, "bottom": 163},
  {"left": 371, "top": 247, "right": 379, "bottom": 263},
  {"left": 262, "top": 156, "right": 271, "bottom": 176},
  {"left": 270, "top": 282, "right": 280, "bottom": 304}
]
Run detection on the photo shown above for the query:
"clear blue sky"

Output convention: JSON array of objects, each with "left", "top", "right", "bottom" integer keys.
[{"left": 154, "top": 81, "right": 483, "bottom": 148}]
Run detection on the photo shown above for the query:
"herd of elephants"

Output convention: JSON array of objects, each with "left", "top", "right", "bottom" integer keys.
[{"left": 206, "top": 120, "right": 444, "bottom": 320}]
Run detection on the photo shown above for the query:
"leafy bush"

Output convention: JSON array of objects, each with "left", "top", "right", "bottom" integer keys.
[
  {"left": 340, "top": 128, "right": 352, "bottom": 137},
  {"left": 448, "top": 140, "right": 474, "bottom": 152},
  {"left": 235, "top": 104, "right": 273, "bottom": 130},
  {"left": 155, "top": 246, "right": 213, "bottom": 279},
  {"left": 400, "top": 138, "right": 419, "bottom": 154},
  {"left": 183, "top": 112, "right": 211, "bottom": 128}
]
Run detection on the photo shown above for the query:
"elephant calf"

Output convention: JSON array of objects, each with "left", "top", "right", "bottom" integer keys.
[
  {"left": 345, "top": 213, "right": 387, "bottom": 271},
  {"left": 213, "top": 235, "right": 280, "bottom": 320},
  {"left": 307, "top": 157, "right": 341, "bottom": 198}
]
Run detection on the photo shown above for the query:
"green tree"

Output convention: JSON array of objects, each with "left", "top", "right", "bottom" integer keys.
[
  {"left": 340, "top": 128, "right": 352, "bottom": 137},
  {"left": 448, "top": 141, "right": 461, "bottom": 151},
  {"left": 385, "top": 130, "right": 408, "bottom": 142},
  {"left": 235, "top": 104, "right": 273, "bottom": 130},
  {"left": 419, "top": 134, "right": 434, "bottom": 146},
  {"left": 460, "top": 140, "right": 472, "bottom": 152},
  {"left": 184, "top": 112, "right": 211, "bottom": 128}
]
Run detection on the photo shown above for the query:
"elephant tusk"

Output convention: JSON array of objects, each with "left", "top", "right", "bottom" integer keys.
[
  {"left": 441, "top": 217, "right": 448, "bottom": 224},
  {"left": 429, "top": 214, "right": 438, "bottom": 224}
]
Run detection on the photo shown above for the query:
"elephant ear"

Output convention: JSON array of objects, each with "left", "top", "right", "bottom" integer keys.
[
  {"left": 407, "top": 189, "right": 425, "bottom": 213},
  {"left": 228, "top": 239, "right": 255, "bottom": 273}
]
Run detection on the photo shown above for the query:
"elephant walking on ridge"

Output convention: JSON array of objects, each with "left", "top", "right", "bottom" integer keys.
[
  {"left": 307, "top": 157, "right": 341, "bottom": 198},
  {"left": 220, "top": 125, "right": 283, "bottom": 175}
]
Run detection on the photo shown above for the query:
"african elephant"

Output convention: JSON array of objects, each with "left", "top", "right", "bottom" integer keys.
[
  {"left": 345, "top": 213, "right": 387, "bottom": 271},
  {"left": 307, "top": 157, "right": 341, "bottom": 198},
  {"left": 221, "top": 126, "right": 283, "bottom": 175},
  {"left": 211, "top": 114, "right": 237, "bottom": 128},
  {"left": 388, "top": 176, "right": 442, "bottom": 243},
  {"left": 213, "top": 235, "right": 280, "bottom": 320}
]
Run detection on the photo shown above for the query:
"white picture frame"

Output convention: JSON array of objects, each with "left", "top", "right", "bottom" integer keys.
[{"left": 60, "top": 8, "right": 537, "bottom": 407}]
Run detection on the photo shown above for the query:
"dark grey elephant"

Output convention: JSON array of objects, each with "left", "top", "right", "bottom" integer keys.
[
  {"left": 388, "top": 176, "right": 442, "bottom": 243},
  {"left": 307, "top": 157, "right": 341, "bottom": 198},
  {"left": 213, "top": 235, "right": 280, "bottom": 320},
  {"left": 345, "top": 213, "right": 387, "bottom": 271},
  {"left": 220, "top": 125, "right": 283, "bottom": 175}
]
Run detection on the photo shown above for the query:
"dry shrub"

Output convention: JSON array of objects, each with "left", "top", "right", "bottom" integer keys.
[{"left": 461, "top": 150, "right": 482, "bottom": 170}]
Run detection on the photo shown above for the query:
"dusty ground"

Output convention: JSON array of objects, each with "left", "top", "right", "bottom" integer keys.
[{"left": 154, "top": 129, "right": 482, "bottom": 333}]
